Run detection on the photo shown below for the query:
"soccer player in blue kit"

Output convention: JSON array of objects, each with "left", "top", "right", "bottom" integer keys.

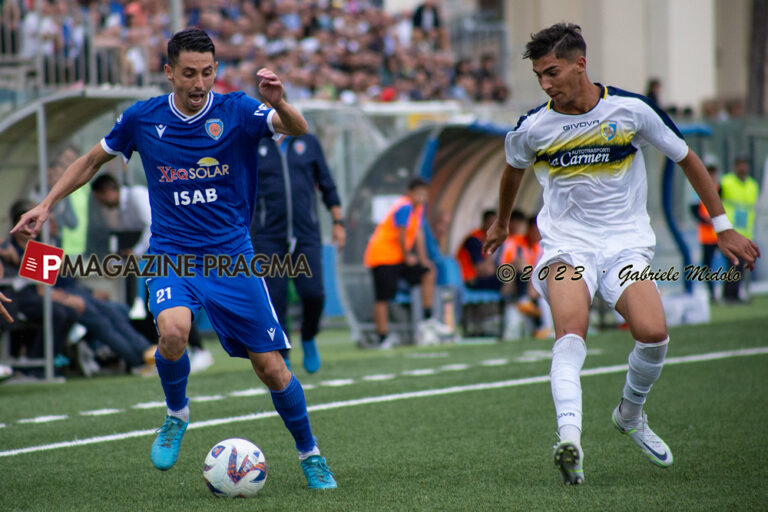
[{"left": 12, "top": 28, "right": 337, "bottom": 489}]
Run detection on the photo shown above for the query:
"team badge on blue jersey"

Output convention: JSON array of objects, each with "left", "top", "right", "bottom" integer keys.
[
  {"left": 259, "top": 144, "right": 268, "bottom": 157},
  {"left": 205, "top": 118, "right": 224, "bottom": 140},
  {"left": 601, "top": 120, "right": 617, "bottom": 141},
  {"left": 293, "top": 141, "right": 306, "bottom": 155}
]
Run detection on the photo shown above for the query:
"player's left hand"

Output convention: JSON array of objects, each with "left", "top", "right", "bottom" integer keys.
[
  {"left": 257, "top": 68, "right": 285, "bottom": 108},
  {"left": 332, "top": 224, "right": 346, "bottom": 252},
  {"left": 717, "top": 229, "right": 761, "bottom": 270}
]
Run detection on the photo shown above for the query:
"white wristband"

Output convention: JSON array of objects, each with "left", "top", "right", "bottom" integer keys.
[{"left": 711, "top": 214, "right": 732, "bottom": 233}]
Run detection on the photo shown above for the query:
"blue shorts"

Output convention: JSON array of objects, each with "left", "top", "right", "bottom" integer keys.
[{"left": 146, "top": 252, "right": 290, "bottom": 359}]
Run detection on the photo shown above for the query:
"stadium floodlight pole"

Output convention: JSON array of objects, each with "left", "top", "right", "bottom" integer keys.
[
  {"left": 170, "top": 0, "right": 184, "bottom": 35},
  {"left": 86, "top": 5, "right": 97, "bottom": 87},
  {"left": 34, "top": 0, "right": 43, "bottom": 94},
  {"left": 36, "top": 103, "right": 55, "bottom": 382}
]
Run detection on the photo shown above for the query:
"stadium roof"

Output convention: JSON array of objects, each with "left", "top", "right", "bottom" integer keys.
[{"left": 0, "top": 86, "right": 161, "bottom": 226}]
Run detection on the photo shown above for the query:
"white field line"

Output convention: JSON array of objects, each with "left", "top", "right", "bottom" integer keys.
[
  {"left": 17, "top": 415, "right": 68, "bottom": 424},
  {"left": 362, "top": 374, "right": 396, "bottom": 381},
  {"left": 80, "top": 409, "right": 124, "bottom": 417},
  {"left": 1, "top": 346, "right": 766, "bottom": 458}
]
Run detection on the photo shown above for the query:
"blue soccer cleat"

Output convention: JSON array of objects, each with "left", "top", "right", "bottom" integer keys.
[
  {"left": 302, "top": 339, "right": 321, "bottom": 374},
  {"left": 301, "top": 455, "right": 337, "bottom": 489},
  {"left": 150, "top": 415, "right": 188, "bottom": 470}
]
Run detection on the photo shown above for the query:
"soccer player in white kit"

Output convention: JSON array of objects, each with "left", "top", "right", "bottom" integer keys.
[{"left": 483, "top": 23, "right": 760, "bottom": 485}]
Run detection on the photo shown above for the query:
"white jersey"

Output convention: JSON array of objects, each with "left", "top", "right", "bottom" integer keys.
[{"left": 505, "top": 85, "right": 688, "bottom": 252}]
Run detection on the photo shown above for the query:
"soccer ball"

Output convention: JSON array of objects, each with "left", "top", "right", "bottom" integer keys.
[{"left": 203, "top": 438, "right": 268, "bottom": 498}]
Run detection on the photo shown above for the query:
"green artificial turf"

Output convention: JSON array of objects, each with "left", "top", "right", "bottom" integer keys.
[{"left": 1, "top": 296, "right": 767, "bottom": 511}]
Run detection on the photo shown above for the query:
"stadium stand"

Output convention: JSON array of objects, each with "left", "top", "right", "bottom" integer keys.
[{"left": 0, "top": 0, "right": 509, "bottom": 105}]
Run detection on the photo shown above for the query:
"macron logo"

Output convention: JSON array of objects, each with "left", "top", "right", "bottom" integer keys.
[
  {"left": 155, "top": 124, "right": 167, "bottom": 138},
  {"left": 267, "top": 327, "right": 276, "bottom": 341},
  {"left": 253, "top": 104, "right": 270, "bottom": 117},
  {"left": 19, "top": 240, "right": 63, "bottom": 285}
]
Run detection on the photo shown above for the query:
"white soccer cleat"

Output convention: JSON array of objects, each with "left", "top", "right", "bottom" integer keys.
[
  {"left": 611, "top": 404, "right": 673, "bottom": 467},
  {"left": 552, "top": 441, "right": 584, "bottom": 485}
]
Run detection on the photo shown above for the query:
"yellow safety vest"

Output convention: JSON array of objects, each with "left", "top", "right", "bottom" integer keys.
[{"left": 720, "top": 173, "right": 759, "bottom": 238}]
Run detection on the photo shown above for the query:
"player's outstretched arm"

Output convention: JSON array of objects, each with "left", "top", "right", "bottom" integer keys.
[
  {"left": 257, "top": 68, "right": 308, "bottom": 136},
  {"left": 678, "top": 150, "right": 761, "bottom": 269},
  {"left": 483, "top": 163, "right": 526, "bottom": 256},
  {"left": 11, "top": 143, "right": 115, "bottom": 237}
]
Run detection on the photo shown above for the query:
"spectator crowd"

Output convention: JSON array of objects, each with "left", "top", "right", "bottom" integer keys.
[{"left": 0, "top": 0, "right": 509, "bottom": 104}]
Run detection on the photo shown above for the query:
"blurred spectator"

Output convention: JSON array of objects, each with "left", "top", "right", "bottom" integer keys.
[
  {"left": 1, "top": 0, "right": 22, "bottom": 55},
  {"left": 1, "top": 200, "right": 78, "bottom": 375},
  {"left": 456, "top": 209, "right": 500, "bottom": 290},
  {"left": 363, "top": 178, "right": 437, "bottom": 349},
  {"left": 412, "top": 0, "right": 447, "bottom": 51},
  {"left": 645, "top": 78, "right": 661, "bottom": 105},
  {"left": 91, "top": 173, "right": 151, "bottom": 258},
  {"left": 90, "top": 173, "right": 150, "bottom": 311},
  {"left": 56, "top": 144, "right": 90, "bottom": 257},
  {"left": 720, "top": 155, "right": 759, "bottom": 303},
  {"left": 54, "top": 272, "right": 156, "bottom": 375}
]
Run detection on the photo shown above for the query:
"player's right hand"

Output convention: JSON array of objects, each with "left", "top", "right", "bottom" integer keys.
[
  {"left": 10, "top": 204, "right": 49, "bottom": 238},
  {"left": 483, "top": 220, "right": 508, "bottom": 256},
  {"left": 717, "top": 229, "right": 761, "bottom": 270}
]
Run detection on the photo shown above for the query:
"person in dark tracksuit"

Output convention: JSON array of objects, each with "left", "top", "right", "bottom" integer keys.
[{"left": 250, "top": 132, "right": 346, "bottom": 373}]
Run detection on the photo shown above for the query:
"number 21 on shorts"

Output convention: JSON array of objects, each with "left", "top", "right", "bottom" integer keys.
[{"left": 156, "top": 286, "right": 172, "bottom": 304}]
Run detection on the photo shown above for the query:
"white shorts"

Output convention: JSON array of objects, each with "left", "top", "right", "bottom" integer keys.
[{"left": 531, "top": 246, "right": 655, "bottom": 308}]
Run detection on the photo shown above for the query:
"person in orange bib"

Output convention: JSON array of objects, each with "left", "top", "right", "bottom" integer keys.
[
  {"left": 498, "top": 210, "right": 530, "bottom": 297},
  {"left": 690, "top": 156, "right": 721, "bottom": 301},
  {"left": 457, "top": 210, "right": 501, "bottom": 290},
  {"left": 364, "top": 178, "right": 436, "bottom": 348}
]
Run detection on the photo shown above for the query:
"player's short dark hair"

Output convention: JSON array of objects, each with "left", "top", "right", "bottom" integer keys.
[
  {"left": 10, "top": 199, "right": 34, "bottom": 226},
  {"left": 91, "top": 173, "right": 119, "bottom": 193},
  {"left": 482, "top": 209, "right": 497, "bottom": 223},
  {"left": 407, "top": 177, "right": 429, "bottom": 191},
  {"left": 167, "top": 28, "right": 215, "bottom": 67},
  {"left": 527, "top": 215, "right": 538, "bottom": 227},
  {"left": 523, "top": 23, "right": 586, "bottom": 61},
  {"left": 509, "top": 209, "right": 526, "bottom": 222}
]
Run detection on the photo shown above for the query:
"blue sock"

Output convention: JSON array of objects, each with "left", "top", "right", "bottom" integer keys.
[
  {"left": 270, "top": 375, "right": 315, "bottom": 453},
  {"left": 155, "top": 350, "right": 190, "bottom": 412}
]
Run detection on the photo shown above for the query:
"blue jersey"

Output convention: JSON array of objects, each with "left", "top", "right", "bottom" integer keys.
[{"left": 101, "top": 91, "right": 275, "bottom": 255}]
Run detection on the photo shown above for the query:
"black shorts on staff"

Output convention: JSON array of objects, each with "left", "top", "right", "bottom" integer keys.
[{"left": 371, "top": 263, "right": 430, "bottom": 301}]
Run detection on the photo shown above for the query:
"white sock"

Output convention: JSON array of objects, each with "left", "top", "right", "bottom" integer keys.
[
  {"left": 621, "top": 338, "right": 669, "bottom": 419},
  {"left": 168, "top": 405, "right": 189, "bottom": 423},
  {"left": 298, "top": 445, "right": 320, "bottom": 461},
  {"left": 558, "top": 425, "right": 582, "bottom": 447},
  {"left": 551, "top": 334, "right": 587, "bottom": 445}
]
